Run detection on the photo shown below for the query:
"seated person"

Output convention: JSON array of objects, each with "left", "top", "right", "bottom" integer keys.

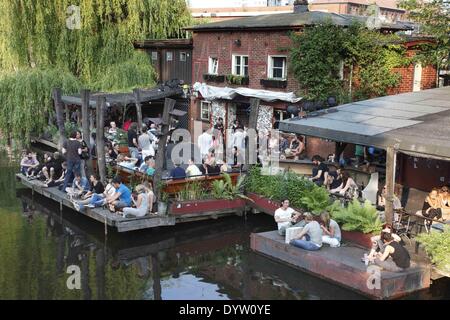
[
  {"left": 73, "top": 174, "right": 105, "bottom": 211},
  {"left": 439, "top": 186, "right": 450, "bottom": 219},
  {"left": 422, "top": 188, "right": 443, "bottom": 222},
  {"left": 330, "top": 170, "right": 358, "bottom": 199},
  {"left": 143, "top": 183, "right": 155, "bottom": 213},
  {"left": 20, "top": 151, "right": 39, "bottom": 176},
  {"left": 65, "top": 173, "right": 90, "bottom": 199},
  {"left": 106, "top": 177, "right": 132, "bottom": 212},
  {"left": 217, "top": 159, "right": 230, "bottom": 173},
  {"left": 109, "top": 121, "right": 118, "bottom": 135},
  {"left": 117, "top": 154, "right": 139, "bottom": 170},
  {"left": 320, "top": 212, "right": 341, "bottom": 247},
  {"left": 42, "top": 152, "right": 63, "bottom": 184},
  {"left": 288, "top": 135, "right": 305, "bottom": 159},
  {"left": 43, "top": 162, "right": 67, "bottom": 188},
  {"left": 122, "top": 185, "right": 149, "bottom": 218},
  {"left": 170, "top": 163, "right": 186, "bottom": 180},
  {"left": 139, "top": 156, "right": 153, "bottom": 173},
  {"left": 373, "top": 232, "right": 410, "bottom": 272},
  {"left": 274, "top": 199, "right": 301, "bottom": 236},
  {"left": 279, "top": 135, "right": 289, "bottom": 155},
  {"left": 326, "top": 166, "right": 343, "bottom": 190},
  {"left": 107, "top": 142, "right": 119, "bottom": 161},
  {"left": 290, "top": 213, "right": 323, "bottom": 251},
  {"left": 186, "top": 158, "right": 202, "bottom": 178},
  {"left": 376, "top": 185, "right": 402, "bottom": 212},
  {"left": 310, "top": 155, "right": 328, "bottom": 186},
  {"left": 77, "top": 179, "right": 116, "bottom": 209},
  {"left": 146, "top": 159, "right": 156, "bottom": 176},
  {"left": 366, "top": 224, "right": 401, "bottom": 262},
  {"left": 28, "top": 153, "right": 51, "bottom": 179}
]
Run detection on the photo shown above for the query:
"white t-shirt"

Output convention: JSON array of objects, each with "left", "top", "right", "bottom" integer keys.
[
  {"left": 274, "top": 207, "right": 295, "bottom": 230},
  {"left": 186, "top": 164, "right": 202, "bottom": 177}
]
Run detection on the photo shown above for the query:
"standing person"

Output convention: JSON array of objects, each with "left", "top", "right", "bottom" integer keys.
[
  {"left": 232, "top": 128, "right": 246, "bottom": 153},
  {"left": 214, "top": 117, "right": 225, "bottom": 138},
  {"left": 76, "top": 130, "right": 89, "bottom": 178},
  {"left": 198, "top": 129, "right": 213, "bottom": 159},
  {"left": 374, "top": 232, "right": 410, "bottom": 272},
  {"left": 127, "top": 123, "right": 140, "bottom": 159},
  {"left": 274, "top": 199, "right": 301, "bottom": 236},
  {"left": 320, "top": 212, "right": 341, "bottom": 247},
  {"left": 62, "top": 131, "right": 83, "bottom": 193},
  {"left": 138, "top": 125, "right": 155, "bottom": 158},
  {"left": 290, "top": 213, "right": 323, "bottom": 251},
  {"left": 123, "top": 117, "right": 132, "bottom": 131},
  {"left": 123, "top": 185, "right": 149, "bottom": 218},
  {"left": 310, "top": 155, "right": 329, "bottom": 186}
]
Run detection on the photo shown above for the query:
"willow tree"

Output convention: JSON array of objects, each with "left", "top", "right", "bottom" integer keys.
[{"left": 0, "top": 0, "right": 193, "bottom": 144}]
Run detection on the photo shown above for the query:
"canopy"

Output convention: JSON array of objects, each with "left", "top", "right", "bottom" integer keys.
[{"left": 193, "top": 82, "right": 302, "bottom": 103}]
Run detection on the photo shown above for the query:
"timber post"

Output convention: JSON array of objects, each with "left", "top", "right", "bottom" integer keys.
[
  {"left": 245, "top": 98, "right": 260, "bottom": 170},
  {"left": 81, "top": 89, "right": 93, "bottom": 176},
  {"left": 153, "top": 98, "right": 176, "bottom": 203},
  {"left": 52, "top": 88, "right": 65, "bottom": 150},
  {"left": 133, "top": 88, "right": 144, "bottom": 132},
  {"left": 96, "top": 96, "right": 107, "bottom": 183},
  {"left": 385, "top": 145, "right": 397, "bottom": 225},
  {"left": 65, "top": 104, "right": 70, "bottom": 123}
]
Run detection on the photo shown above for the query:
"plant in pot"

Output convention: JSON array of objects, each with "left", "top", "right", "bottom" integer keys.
[
  {"left": 299, "top": 185, "right": 331, "bottom": 215},
  {"left": 158, "top": 192, "right": 169, "bottom": 215}
]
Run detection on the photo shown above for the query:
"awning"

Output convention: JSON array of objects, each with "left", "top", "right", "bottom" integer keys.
[
  {"left": 279, "top": 86, "right": 450, "bottom": 160},
  {"left": 193, "top": 82, "right": 302, "bottom": 103}
]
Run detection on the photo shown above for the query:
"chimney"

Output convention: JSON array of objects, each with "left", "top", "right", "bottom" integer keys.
[{"left": 293, "top": 0, "right": 309, "bottom": 13}]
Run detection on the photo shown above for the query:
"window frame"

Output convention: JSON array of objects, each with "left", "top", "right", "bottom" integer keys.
[
  {"left": 268, "top": 55, "right": 287, "bottom": 80},
  {"left": 200, "top": 101, "right": 211, "bottom": 121},
  {"left": 166, "top": 51, "right": 173, "bottom": 62},
  {"left": 151, "top": 51, "right": 158, "bottom": 61},
  {"left": 208, "top": 57, "right": 219, "bottom": 75},
  {"left": 180, "top": 52, "right": 187, "bottom": 62},
  {"left": 232, "top": 54, "right": 249, "bottom": 77}
]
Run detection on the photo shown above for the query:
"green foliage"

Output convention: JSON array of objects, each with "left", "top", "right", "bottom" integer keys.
[
  {"left": 290, "top": 22, "right": 411, "bottom": 102},
  {"left": 176, "top": 181, "right": 209, "bottom": 202},
  {"left": 226, "top": 75, "right": 249, "bottom": 85},
  {"left": 300, "top": 185, "right": 332, "bottom": 215},
  {"left": 284, "top": 172, "right": 315, "bottom": 209},
  {"left": 416, "top": 226, "right": 450, "bottom": 273},
  {"left": 245, "top": 166, "right": 286, "bottom": 201},
  {"left": 399, "top": 0, "right": 450, "bottom": 78},
  {"left": 0, "top": 68, "right": 81, "bottom": 144},
  {"left": 332, "top": 199, "right": 382, "bottom": 234}
]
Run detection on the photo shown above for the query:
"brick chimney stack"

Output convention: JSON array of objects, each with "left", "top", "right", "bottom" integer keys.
[{"left": 293, "top": 0, "right": 309, "bottom": 13}]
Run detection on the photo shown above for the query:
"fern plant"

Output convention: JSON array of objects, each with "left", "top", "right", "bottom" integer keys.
[
  {"left": 416, "top": 226, "right": 450, "bottom": 273},
  {"left": 300, "top": 185, "right": 331, "bottom": 215},
  {"left": 332, "top": 199, "right": 382, "bottom": 234}
]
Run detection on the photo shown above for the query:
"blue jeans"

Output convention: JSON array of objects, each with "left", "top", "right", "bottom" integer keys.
[
  {"left": 128, "top": 147, "right": 139, "bottom": 159},
  {"left": 90, "top": 194, "right": 105, "bottom": 207},
  {"left": 62, "top": 160, "right": 81, "bottom": 193},
  {"left": 290, "top": 234, "right": 321, "bottom": 251}
]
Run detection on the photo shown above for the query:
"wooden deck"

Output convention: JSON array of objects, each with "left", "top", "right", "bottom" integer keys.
[
  {"left": 16, "top": 174, "right": 176, "bottom": 232},
  {"left": 250, "top": 231, "right": 432, "bottom": 300}
]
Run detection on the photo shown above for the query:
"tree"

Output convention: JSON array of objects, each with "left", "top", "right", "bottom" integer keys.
[{"left": 399, "top": 0, "right": 450, "bottom": 86}]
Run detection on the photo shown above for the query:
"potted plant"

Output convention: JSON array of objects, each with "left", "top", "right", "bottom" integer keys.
[
  {"left": 158, "top": 192, "right": 169, "bottom": 215},
  {"left": 226, "top": 74, "right": 249, "bottom": 85},
  {"left": 203, "top": 74, "right": 225, "bottom": 83}
]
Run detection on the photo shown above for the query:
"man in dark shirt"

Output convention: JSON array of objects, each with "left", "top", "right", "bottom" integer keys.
[
  {"left": 127, "top": 123, "right": 139, "bottom": 159},
  {"left": 310, "top": 155, "right": 329, "bottom": 186},
  {"left": 328, "top": 167, "right": 343, "bottom": 190},
  {"left": 214, "top": 117, "right": 225, "bottom": 138},
  {"left": 62, "top": 131, "right": 82, "bottom": 192},
  {"left": 170, "top": 163, "right": 186, "bottom": 180}
]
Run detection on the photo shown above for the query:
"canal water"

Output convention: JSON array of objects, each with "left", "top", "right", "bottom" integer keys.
[{"left": 1, "top": 153, "right": 449, "bottom": 300}]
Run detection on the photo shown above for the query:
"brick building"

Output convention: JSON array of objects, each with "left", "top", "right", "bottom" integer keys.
[{"left": 185, "top": 6, "right": 436, "bottom": 148}]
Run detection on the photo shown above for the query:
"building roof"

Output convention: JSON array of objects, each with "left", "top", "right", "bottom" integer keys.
[
  {"left": 310, "top": 0, "right": 403, "bottom": 11},
  {"left": 278, "top": 86, "right": 450, "bottom": 160},
  {"left": 134, "top": 39, "right": 193, "bottom": 49},
  {"left": 186, "top": 10, "right": 412, "bottom": 31},
  {"left": 61, "top": 86, "right": 184, "bottom": 108}
]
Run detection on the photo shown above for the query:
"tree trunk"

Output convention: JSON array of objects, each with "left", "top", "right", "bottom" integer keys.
[
  {"left": 53, "top": 88, "right": 65, "bottom": 150},
  {"left": 96, "top": 96, "right": 107, "bottom": 183},
  {"left": 133, "top": 88, "right": 144, "bottom": 133},
  {"left": 154, "top": 98, "right": 176, "bottom": 203},
  {"left": 81, "top": 89, "right": 93, "bottom": 176}
]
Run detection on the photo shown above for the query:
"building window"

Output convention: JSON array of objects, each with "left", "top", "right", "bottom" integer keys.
[
  {"left": 268, "top": 56, "right": 287, "bottom": 80},
  {"left": 208, "top": 57, "right": 219, "bottom": 75},
  {"left": 200, "top": 101, "right": 211, "bottom": 121},
  {"left": 232, "top": 55, "right": 249, "bottom": 76},
  {"left": 151, "top": 52, "right": 158, "bottom": 61},
  {"left": 166, "top": 52, "right": 173, "bottom": 61},
  {"left": 180, "top": 52, "right": 187, "bottom": 62}
]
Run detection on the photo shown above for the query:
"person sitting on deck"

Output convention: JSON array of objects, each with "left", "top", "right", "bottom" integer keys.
[
  {"left": 290, "top": 213, "right": 323, "bottom": 251},
  {"left": 27, "top": 152, "right": 51, "bottom": 179},
  {"left": 43, "top": 162, "right": 67, "bottom": 188},
  {"left": 310, "top": 155, "right": 329, "bottom": 186},
  {"left": 170, "top": 163, "right": 186, "bottom": 180},
  {"left": 122, "top": 185, "right": 149, "bottom": 218},
  {"left": 139, "top": 156, "right": 153, "bottom": 173},
  {"left": 330, "top": 170, "right": 358, "bottom": 199},
  {"left": 373, "top": 231, "right": 410, "bottom": 272},
  {"left": 117, "top": 154, "right": 139, "bottom": 171},
  {"left": 145, "top": 159, "right": 156, "bottom": 176},
  {"left": 319, "top": 212, "right": 341, "bottom": 247},
  {"left": 76, "top": 178, "right": 116, "bottom": 209},
  {"left": 73, "top": 174, "right": 105, "bottom": 211},
  {"left": 438, "top": 186, "right": 450, "bottom": 219},
  {"left": 106, "top": 177, "right": 132, "bottom": 212},
  {"left": 366, "top": 224, "right": 402, "bottom": 263},
  {"left": 186, "top": 158, "right": 202, "bottom": 178},
  {"left": 66, "top": 173, "right": 90, "bottom": 200},
  {"left": 42, "top": 152, "right": 63, "bottom": 184},
  {"left": 274, "top": 199, "right": 302, "bottom": 236}
]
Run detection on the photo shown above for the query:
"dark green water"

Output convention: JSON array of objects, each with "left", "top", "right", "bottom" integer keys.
[{"left": 1, "top": 154, "right": 449, "bottom": 300}]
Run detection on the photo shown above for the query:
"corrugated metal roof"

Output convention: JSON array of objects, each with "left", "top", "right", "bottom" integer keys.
[
  {"left": 187, "top": 11, "right": 411, "bottom": 31},
  {"left": 279, "top": 87, "right": 450, "bottom": 160}
]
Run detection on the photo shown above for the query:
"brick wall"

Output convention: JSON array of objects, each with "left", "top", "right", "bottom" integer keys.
[{"left": 192, "top": 31, "right": 301, "bottom": 93}]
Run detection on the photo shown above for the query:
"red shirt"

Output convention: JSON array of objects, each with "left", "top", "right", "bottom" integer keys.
[{"left": 123, "top": 120, "right": 132, "bottom": 131}]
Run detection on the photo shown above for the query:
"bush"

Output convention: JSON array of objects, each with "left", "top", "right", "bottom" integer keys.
[
  {"left": 417, "top": 226, "right": 450, "bottom": 273},
  {"left": 332, "top": 199, "right": 382, "bottom": 234}
]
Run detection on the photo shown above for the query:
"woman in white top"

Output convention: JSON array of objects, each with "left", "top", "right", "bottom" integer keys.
[
  {"left": 123, "top": 185, "right": 149, "bottom": 218},
  {"left": 274, "top": 199, "right": 301, "bottom": 236},
  {"left": 186, "top": 158, "right": 202, "bottom": 178},
  {"left": 320, "top": 212, "right": 341, "bottom": 247},
  {"left": 331, "top": 171, "right": 358, "bottom": 199}
]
